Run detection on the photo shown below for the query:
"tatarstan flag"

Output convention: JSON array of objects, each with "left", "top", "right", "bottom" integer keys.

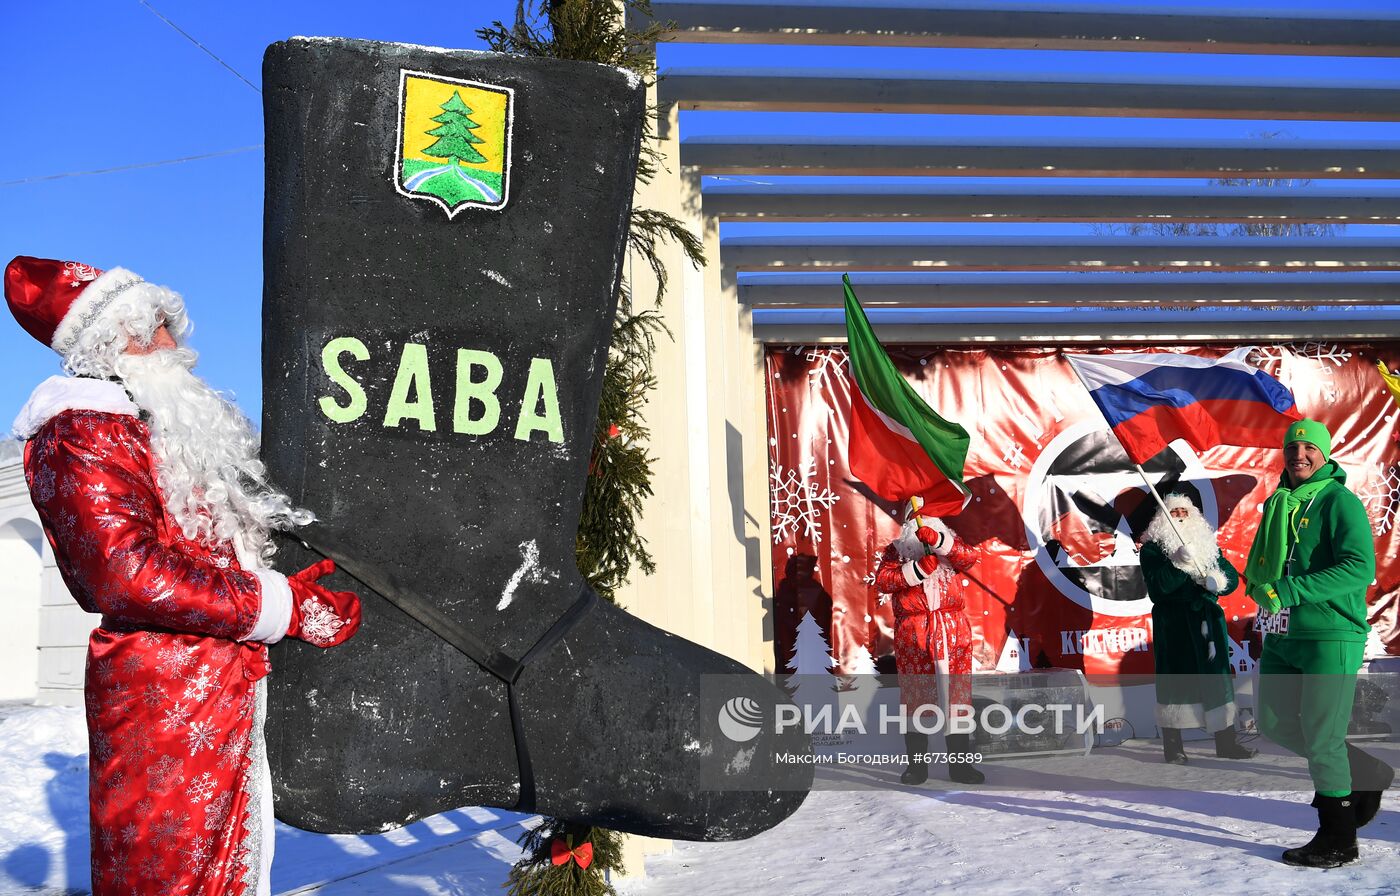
[{"left": 842, "top": 275, "right": 971, "bottom": 515}]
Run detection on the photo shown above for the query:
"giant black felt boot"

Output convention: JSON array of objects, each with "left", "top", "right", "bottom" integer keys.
[
  {"left": 900, "top": 730, "right": 929, "bottom": 785},
  {"left": 1347, "top": 743, "right": 1394, "bottom": 828},
  {"left": 1213, "top": 726, "right": 1258, "bottom": 759},
  {"left": 1162, "top": 727, "right": 1188, "bottom": 764},
  {"left": 1282, "top": 794, "right": 1360, "bottom": 868},
  {"left": 259, "top": 37, "right": 811, "bottom": 841},
  {"left": 946, "top": 733, "right": 985, "bottom": 785}
]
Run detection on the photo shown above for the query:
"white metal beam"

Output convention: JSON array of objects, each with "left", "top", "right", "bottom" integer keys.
[
  {"left": 648, "top": 3, "right": 1400, "bottom": 56},
  {"left": 682, "top": 139, "right": 1400, "bottom": 179},
  {"left": 704, "top": 184, "right": 1400, "bottom": 225},
  {"left": 724, "top": 236, "right": 1400, "bottom": 273},
  {"left": 662, "top": 72, "right": 1400, "bottom": 121}
]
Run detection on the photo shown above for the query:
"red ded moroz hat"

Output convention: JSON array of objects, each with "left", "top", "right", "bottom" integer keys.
[{"left": 5, "top": 255, "right": 147, "bottom": 356}]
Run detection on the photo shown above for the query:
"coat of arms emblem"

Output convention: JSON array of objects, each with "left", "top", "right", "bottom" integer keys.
[{"left": 395, "top": 70, "right": 513, "bottom": 216}]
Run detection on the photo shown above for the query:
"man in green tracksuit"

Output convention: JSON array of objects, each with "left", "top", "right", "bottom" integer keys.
[{"left": 1246, "top": 419, "right": 1393, "bottom": 868}]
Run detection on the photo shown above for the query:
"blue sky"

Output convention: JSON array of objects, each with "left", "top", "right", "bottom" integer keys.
[{"left": 2, "top": 0, "right": 1398, "bottom": 428}]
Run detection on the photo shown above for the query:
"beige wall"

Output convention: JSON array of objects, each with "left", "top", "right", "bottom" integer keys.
[{"left": 616, "top": 105, "right": 773, "bottom": 675}]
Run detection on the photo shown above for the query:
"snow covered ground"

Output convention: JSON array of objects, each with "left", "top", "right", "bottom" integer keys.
[{"left": 3, "top": 702, "right": 1397, "bottom": 896}]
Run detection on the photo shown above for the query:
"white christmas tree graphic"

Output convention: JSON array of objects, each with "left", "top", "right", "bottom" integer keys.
[
  {"left": 786, "top": 610, "right": 837, "bottom": 715},
  {"left": 832, "top": 642, "right": 885, "bottom": 750},
  {"left": 838, "top": 642, "right": 882, "bottom": 712}
]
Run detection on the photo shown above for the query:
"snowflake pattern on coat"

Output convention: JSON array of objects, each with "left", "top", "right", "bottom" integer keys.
[
  {"left": 874, "top": 536, "right": 979, "bottom": 711},
  {"left": 296, "top": 596, "right": 346, "bottom": 646},
  {"left": 24, "top": 407, "right": 272, "bottom": 896}
]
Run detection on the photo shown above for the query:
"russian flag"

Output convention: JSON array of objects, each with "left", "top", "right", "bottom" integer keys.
[{"left": 1066, "top": 349, "right": 1302, "bottom": 465}]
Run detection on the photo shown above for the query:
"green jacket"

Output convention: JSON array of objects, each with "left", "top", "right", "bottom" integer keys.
[
  {"left": 1141, "top": 542, "right": 1239, "bottom": 678},
  {"left": 1261, "top": 462, "right": 1375, "bottom": 642}
]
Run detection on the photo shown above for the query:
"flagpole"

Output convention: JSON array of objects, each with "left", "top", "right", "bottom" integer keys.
[{"left": 1065, "top": 356, "right": 1211, "bottom": 580}]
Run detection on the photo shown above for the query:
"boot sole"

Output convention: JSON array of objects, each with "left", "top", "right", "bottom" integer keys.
[{"left": 1282, "top": 848, "right": 1359, "bottom": 868}]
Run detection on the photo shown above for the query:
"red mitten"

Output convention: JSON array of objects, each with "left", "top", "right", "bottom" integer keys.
[
  {"left": 917, "top": 519, "right": 956, "bottom": 555},
  {"left": 287, "top": 559, "right": 362, "bottom": 648}
]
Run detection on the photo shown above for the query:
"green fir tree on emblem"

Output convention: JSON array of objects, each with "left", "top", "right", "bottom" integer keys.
[
  {"left": 399, "top": 83, "right": 508, "bottom": 214},
  {"left": 423, "top": 91, "right": 488, "bottom": 166}
]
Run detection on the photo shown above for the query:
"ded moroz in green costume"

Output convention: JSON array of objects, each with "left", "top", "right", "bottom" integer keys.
[
  {"left": 1247, "top": 418, "right": 1394, "bottom": 868},
  {"left": 1139, "top": 493, "right": 1256, "bottom": 763}
]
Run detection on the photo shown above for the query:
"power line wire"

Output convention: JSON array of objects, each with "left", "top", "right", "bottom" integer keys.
[
  {"left": 137, "top": 0, "right": 261, "bottom": 94},
  {"left": 0, "top": 146, "right": 263, "bottom": 187}
]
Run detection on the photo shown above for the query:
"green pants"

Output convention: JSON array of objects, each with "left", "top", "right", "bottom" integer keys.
[{"left": 1257, "top": 637, "right": 1364, "bottom": 794}]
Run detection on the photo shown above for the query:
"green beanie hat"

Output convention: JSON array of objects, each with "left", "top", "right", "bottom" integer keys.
[{"left": 1284, "top": 418, "right": 1331, "bottom": 460}]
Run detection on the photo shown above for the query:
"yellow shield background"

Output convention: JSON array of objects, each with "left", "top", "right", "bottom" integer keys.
[{"left": 396, "top": 70, "right": 513, "bottom": 215}]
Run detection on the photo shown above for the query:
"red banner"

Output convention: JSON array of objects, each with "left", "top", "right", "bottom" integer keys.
[{"left": 767, "top": 342, "right": 1400, "bottom": 677}]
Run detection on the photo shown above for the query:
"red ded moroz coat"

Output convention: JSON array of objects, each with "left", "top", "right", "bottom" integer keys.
[
  {"left": 874, "top": 535, "right": 978, "bottom": 712},
  {"left": 17, "top": 376, "right": 292, "bottom": 896}
]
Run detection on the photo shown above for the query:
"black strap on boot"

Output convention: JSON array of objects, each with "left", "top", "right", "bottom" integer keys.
[{"left": 285, "top": 529, "right": 597, "bottom": 813}]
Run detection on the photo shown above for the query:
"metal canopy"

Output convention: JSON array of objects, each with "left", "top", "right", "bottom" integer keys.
[
  {"left": 651, "top": 2, "right": 1400, "bottom": 339},
  {"left": 736, "top": 273, "right": 1400, "bottom": 308},
  {"left": 682, "top": 139, "right": 1400, "bottom": 179},
  {"left": 705, "top": 184, "right": 1400, "bottom": 224},
  {"left": 647, "top": 3, "right": 1400, "bottom": 56},
  {"left": 752, "top": 314, "right": 1400, "bottom": 344},
  {"left": 661, "top": 72, "right": 1400, "bottom": 121},
  {"left": 723, "top": 236, "right": 1400, "bottom": 273}
]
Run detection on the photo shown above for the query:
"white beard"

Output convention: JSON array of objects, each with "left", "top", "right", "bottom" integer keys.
[
  {"left": 114, "top": 348, "right": 311, "bottom": 564},
  {"left": 1143, "top": 502, "right": 1223, "bottom": 585},
  {"left": 893, "top": 519, "right": 924, "bottom": 562}
]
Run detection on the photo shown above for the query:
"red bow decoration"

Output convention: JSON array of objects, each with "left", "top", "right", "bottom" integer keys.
[{"left": 549, "top": 836, "right": 594, "bottom": 869}]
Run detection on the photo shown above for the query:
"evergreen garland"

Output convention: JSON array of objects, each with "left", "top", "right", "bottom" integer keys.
[
  {"left": 479, "top": 3, "right": 706, "bottom": 893},
  {"left": 505, "top": 819, "right": 625, "bottom": 896}
]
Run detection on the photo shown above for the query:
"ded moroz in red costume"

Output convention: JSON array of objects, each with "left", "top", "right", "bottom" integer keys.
[
  {"left": 6, "top": 255, "right": 361, "bottom": 896},
  {"left": 874, "top": 520, "right": 978, "bottom": 713}
]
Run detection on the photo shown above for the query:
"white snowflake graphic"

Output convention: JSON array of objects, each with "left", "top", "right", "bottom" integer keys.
[
  {"left": 184, "top": 720, "right": 217, "bottom": 755},
  {"left": 204, "top": 791, "right": 233, "bottom": 831},
  {"left": 1358, "top": 464, "right": 1400, "bottom": 535},
  {"left": 1251, "top": 342, "right": 1352, "bottom": 372},
  {"left": 145, "top": 754, "right": 184, "bottom": 794},
  {"left": 298, "top": 597, "right": 346, "bottom": 645},
  {"left": 160, "top": 703, "right": 191, "bottom": 732},
  {"left": 1002, "top": 442, "right": 1028, "bottom": 469},
  {"left": 138, "top": 855, "right": 162, "bottom": 879},
  {"left": 185, "top": 771, "right": 218, "bottom": 803},
  {"left": 859, "top": 555, "right": 894, "bottom": 604},
  {"left": 178, "top": 835, "right": 214, "bottom": 873},
  {"left": 182, "top": 664, "right": 217, "bottom": 703},
  {"left": 155, "top": 644, "right": 197, "bottom": 676},
  {"left": 150, "top": 809, "right": 190, "bottom": 852},
  {"left": 140, "top": 682, "right": 165, "bottom": 709},
  {"left": 769, "top": 460, "right": 840, "bottom": 544},
  {"left": 802, "top": 345, "right": 849, "bottom": 394},
  {"left": 1292, "top": 342, "right": 1353, "bottom": 367}
]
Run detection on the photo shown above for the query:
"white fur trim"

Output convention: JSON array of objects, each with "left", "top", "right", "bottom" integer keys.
[
  {"left": 1205, "top": 702, "right": 1237, "bottom": 733},
  {"left": 1156, "top": 702, "right": 1207, "bottom": 729},
  {"left": 248, "top": 569, "right": 293, "bottom": 644},
  {"left": 902, "top": 560, "right": 926, "bottom": 587},
  {"left": 49, "top": 267, "right": 146, "bottom": 355},
  {"left": 1155, "top": 702, "right": 1238, "bottom": 732},
  {"left": 12, "top": 375, "right": 138, "bottom": 438}
]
